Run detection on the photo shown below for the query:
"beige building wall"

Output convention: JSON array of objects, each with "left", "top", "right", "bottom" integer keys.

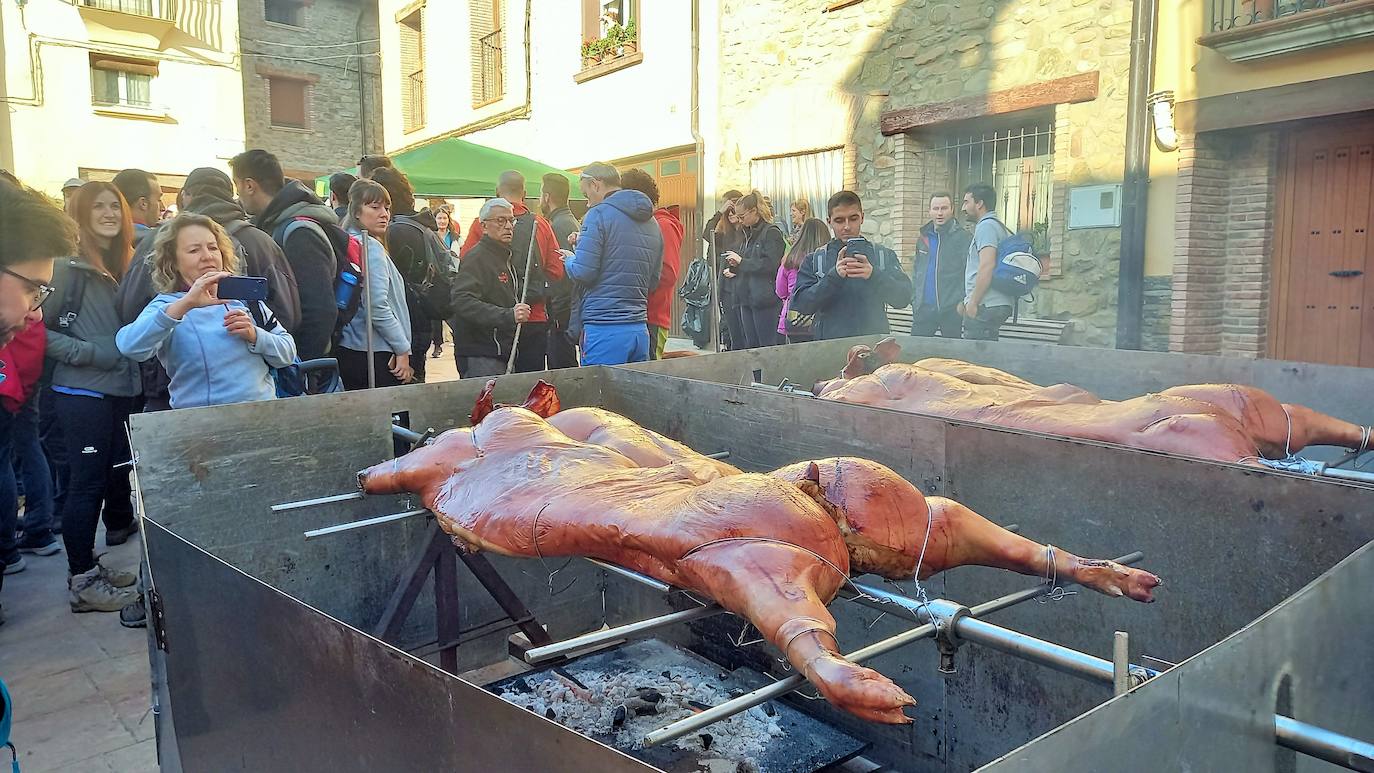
[{"left": 0, "top": 0, "right": 245, "bottom": 198}]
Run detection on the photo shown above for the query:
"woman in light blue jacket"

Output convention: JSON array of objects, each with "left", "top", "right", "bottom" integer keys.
[
  {"left": 117, "top": 213, "right": 297, "bottom": 409},
  {"left": 337, "top": 179, "right": 412, "bottom": 389}
]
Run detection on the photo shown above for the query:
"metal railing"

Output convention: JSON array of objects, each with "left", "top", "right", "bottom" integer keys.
[
  {"left": 1209, "top": 0, "right": 1355, "bottom": 32},
  {"left": 922, "top": 124, "right": 1055, "bottom": 245},
  {"left": 82, "top": 0, "right": 174, "bottom": 18},
  {"left": 477, "top": 29, "right": 504, "bottom": 105},
  {"left": 404, "top": 70, "right": 425, "bottom": 131}
]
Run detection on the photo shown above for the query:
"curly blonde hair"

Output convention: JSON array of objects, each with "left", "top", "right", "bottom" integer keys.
[{"left": 148, "top": 212, "right": 240, "bottom": 293}]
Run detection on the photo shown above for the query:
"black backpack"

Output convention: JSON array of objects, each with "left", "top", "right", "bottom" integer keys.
[
  {"left": 40, "top": 260, "right": 88, "bottom": 385},
  {"left": 272, "top": 216, "right": 366, "bottom": 337},
  {"left": 392, "top": 215, "right": 457, "bottom": 321}
]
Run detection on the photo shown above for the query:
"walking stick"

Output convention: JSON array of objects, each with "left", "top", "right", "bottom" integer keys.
[{"left": 505, "top": 222, "right": 539, "bottom": 375}]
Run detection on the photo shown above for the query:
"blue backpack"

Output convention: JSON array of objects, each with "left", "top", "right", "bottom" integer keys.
[
  {"left": 990, "top": 225, "right": 1043, "bottom": 298},
  {"left": 245, "top": 303, "right": 344, "bottom": 397}
]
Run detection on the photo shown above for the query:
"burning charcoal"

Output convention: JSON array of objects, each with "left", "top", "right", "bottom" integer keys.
[
  {"left": 612, "top": 705, "right": 628, "bottom": 730},
  {"left": 763, "top": 702, "right": 776, "bottom": 717},
  {"left": 688, "top": 699, "right": 713, "bottom": 712},
  {"left": 661, "top": 670, "right": 672, "bottom": 679},
  {"left": 699, "top": 733, "right": 714, "bottom": 750},
  {"left": 511, "top": 678, "right": 532, "bottom": 694},
  {"left": 545, "top": 707, "right": 557, "bottom": 720},
  {"left": 553, "top": 667, "right": 589, "bottom": 691},
  {"left": 636, "top": 688, "right": 663, "bottom": 704}
]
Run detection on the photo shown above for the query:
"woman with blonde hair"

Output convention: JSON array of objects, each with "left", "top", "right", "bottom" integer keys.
[
  {"left": 47, "top": 182, "right": 141, "bottom": 613},
  {"left": 338, "top": 179, "right": 412, "bottom": 389},
  {"left": 116, "top": 212, "right": 297, "bottom": 410},
  {"left": 722, "top": 190, "right": 786, "bottom": 348},
  {"left": 790, "top": 198, "right": 811, "bottom": 239}
]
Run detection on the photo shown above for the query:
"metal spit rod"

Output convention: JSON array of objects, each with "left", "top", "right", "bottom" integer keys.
[
  {"left": 1275, "top": 715, "right": 1374, "bottom": 772},
  {"left": 303, "top": 510, "right": 428, "bottom": 540},
  {"left": 523, "top": 605, "right": 726, "bottom": 664},
  {"left": 642, "top": 551, "right": 1145, "bottom": 748}
]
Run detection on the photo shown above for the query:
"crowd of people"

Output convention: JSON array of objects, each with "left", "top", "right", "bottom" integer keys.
[{"left": 0, "top": 144, "right": 1019, "bottom": 627}]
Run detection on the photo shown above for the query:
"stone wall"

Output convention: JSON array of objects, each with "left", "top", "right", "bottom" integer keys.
[
  {"left": 239, "top": 0, "right": 384, "bottom": 180},
  {"left": 715, "top": 0, "right": 1134, "bottom": 347},
  {"left": 1141, "top": 275, "right": 1172, "bottom": 352},
  {"left": 1169, "top": 129, "right": 1278, "bottom": 357}
]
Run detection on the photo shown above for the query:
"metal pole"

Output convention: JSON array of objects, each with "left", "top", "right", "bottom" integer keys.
[
  {"left": 1113, "top": 631, "right": 1130, "bottom": 696},
  {"left": 585, "top": 558, "right": 673, "bottom": 593},
  {"left": 952, "top": 617, "right": 1159, "bottom": 685},
  {"left": 361, "top": 231, "right": 377, "bottom": 389},
  {"left": 391, "top": 424, "right": 424, "bottom": 444},
  {"left": 505, "top": 220, "right": 539, "bottom": 375},
  {"left": 1321, "top": 466, "right": 1374, "bottom": 485},
  {"left": 272, "top": 491, "right": 365, "bottom": 513},
  {"left": 710, "top": 231, "right": 722, "bottom": 352},
  {"left": 524, "top": 605, "right": 725, "bottom": 664},
  {"left": 1275, "top": 716, "right": 1374, "bottom": 772},
  {"left": 303, "top": 509, "right": 428, "bottom": 540}
]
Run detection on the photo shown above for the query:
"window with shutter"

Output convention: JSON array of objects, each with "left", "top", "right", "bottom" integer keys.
[
  {"left": 399, "top": 9, "right": 425, "bottom": 131},
  {"left": 268, "top": 77, "right": 308, "bottom": 129},
  {"left": 468, "top": 0, "right": 504, "bottom": 107},
  {"left": 89, "top": 54, "right": 156, "bottom": 108}
]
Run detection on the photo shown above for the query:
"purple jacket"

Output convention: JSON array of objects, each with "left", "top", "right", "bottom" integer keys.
[{"left": 775, "top": 263, "right": 800, "bottom": 335}]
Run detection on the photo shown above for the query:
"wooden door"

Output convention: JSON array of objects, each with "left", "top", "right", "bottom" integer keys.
[{"left": 1272, "top": 117, "right": 1374, "bottom": 367}]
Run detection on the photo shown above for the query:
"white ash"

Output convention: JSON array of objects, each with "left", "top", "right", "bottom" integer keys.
[{"left": 498, "top": 648, "right": 786, "bottom": 772}]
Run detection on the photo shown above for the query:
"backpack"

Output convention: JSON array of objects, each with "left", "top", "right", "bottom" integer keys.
[
  {"left": 989, "top": 221, "right": 1043, "bottom": 298},
  {"left": 272, "top": 216, "right": 366, "bottom": 337},
  {"left": 392, "top": 215, "right": 457, "bottom": 321},
  {"left": 224, "top": 220, "right": 300, "bottom": 332},
  {"left": 678, "top": 258, "right": 714, "bottom": 348},
  {"left": 244, "top": 302, "right": 344, "bottom": 397},
  {"left": 40, "top": 260, "right": 89, "bottom": 386}
]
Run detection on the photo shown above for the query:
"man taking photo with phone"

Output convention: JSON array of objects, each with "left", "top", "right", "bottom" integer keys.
[{"left": 790, "top": 190, "right": 911, "bottom": 340}]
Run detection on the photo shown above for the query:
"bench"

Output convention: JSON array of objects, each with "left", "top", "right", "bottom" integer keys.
[{"left": 885, "top": 307, "right": 1072, "bottom": 344}]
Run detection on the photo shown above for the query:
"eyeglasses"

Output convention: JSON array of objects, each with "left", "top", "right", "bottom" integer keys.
[
  {"left": 483, "top": 216, "right": 516, "bottom": 228},
  {"left": 1, "top": 266, "right": 56, "bottom": 311}
]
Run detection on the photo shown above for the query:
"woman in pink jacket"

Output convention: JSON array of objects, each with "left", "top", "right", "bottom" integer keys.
[{"left": 775, "top": 218, "right": 830, "bottom": 343}]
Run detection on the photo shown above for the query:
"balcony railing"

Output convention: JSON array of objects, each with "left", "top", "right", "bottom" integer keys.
[
  {"left": 81, "top": 0, "right": 174, "bottom": 20},
  {"left": 477, "top": 29, "right": 504, "bottom": 105},
  {"left": 404, "top": 70, "right": 425, "bottom": 131},
  {"left": 1209, "top": 0, "right": 1355, "bottom": 32}
]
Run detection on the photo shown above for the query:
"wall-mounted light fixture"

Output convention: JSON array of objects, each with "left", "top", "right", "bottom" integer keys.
[{"left": 1147, "top": 90, "right": 1178, "bottom": 152}]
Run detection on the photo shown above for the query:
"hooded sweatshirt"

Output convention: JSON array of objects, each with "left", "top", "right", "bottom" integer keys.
[
  {"left": 647, "top": 207, "right": 684, "bottom": 329},
  {"left": 563, "top": 188, "right": 663, "bottom": 329},
  {"left": 116, "top": 295, "right": 297, "bottom": 409},
  {"left": 254, "top": 179, "right": 340, "bottom": 360}
]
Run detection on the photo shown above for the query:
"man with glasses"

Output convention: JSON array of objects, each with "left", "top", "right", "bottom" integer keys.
[
  {"left": 450, "top": 199, "right": 531, "bottom": 378},
  {"left": 559, "top": 162, "right": 662, "bottom": 366},
  {"left": 0, "top": 179, "right": 76, "bottom": 624}
]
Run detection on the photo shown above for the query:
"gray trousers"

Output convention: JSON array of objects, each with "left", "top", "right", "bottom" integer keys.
[{"left": 457, "top": 356, "right": 507, "bottom": 378}]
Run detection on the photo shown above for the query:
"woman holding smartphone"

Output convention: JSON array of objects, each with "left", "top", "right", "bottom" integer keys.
[
  {"left": 46, "top": 182, "right": 141, "bottom": 613},
  {"left": 338, "top": 180, "right": 413, "bottom": 389},
  {"left": 116, "top": 213, "right": 297, "bottom": 410},
  {"left": 723, "top": 190, "right": 786, "bottom": 348}
]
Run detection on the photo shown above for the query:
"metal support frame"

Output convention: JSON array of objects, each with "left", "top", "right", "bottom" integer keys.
[
  {"left": 1275, "top": 716, "right": 1374, "bottom": 772},
  {"left": 523, "top": 605, "right": 727, "bottom": 664}
]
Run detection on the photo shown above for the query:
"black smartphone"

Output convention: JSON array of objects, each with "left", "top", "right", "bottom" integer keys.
[
  {"left": 844, "top": 237, "right": 873, "bottom": 259},
  {"left": 217, "top": 276, "right": 268, "bottom": 302}
]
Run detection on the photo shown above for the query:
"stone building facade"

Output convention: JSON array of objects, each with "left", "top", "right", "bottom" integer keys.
[
  {"left": 715, "top": 0, "right": 1136, "bottom": 346},
  {"left": 238, "top": 0, "right": 383, "bottom": 181}
]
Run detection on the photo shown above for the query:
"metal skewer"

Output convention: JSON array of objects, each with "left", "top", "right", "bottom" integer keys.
[{"left": 523, "top": 605, "right": 726, "bottom": 664}]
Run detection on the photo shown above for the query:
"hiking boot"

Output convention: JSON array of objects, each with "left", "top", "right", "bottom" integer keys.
[
  {"left": 18, "top": 535, "right": 61, "bottom": 556},
  {"left": 105, "top": 520, "right": 139, "bottom": 547},
  {"left": 97, "top": 556, "right": 138, "bottom": 588},
  {"left": 120, "top": 596, "right": 147, "bottom": 628},
  {"left": 3, "top": 554, "right": 26, "bottom": 575},
  {"left": 69, "top": 567, "right": 138, "bottom": 613}
]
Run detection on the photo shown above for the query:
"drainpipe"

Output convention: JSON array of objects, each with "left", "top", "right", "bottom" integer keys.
[
  {"left": 355, "top": 3, "right": 370, "bottom": 159},
  {"left": 690, "top": 0, "right": 718, "bottom": 352},
  {"left": 1115, "top": 0, "right": 1159, "bottom": 350}
]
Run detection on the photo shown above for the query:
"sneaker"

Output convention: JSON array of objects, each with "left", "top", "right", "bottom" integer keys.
[
  {"left": 18, "top": 536, "right": 61, "bottom": 556},
  {"left": 3, "top": 555, "right": 26, "bottom": 575},
  {"left": 68, "top": 567, "right": 138, "bottom": 613},
  {"left": 105, "top": 520, "right": 140, "bottom": 547},
  {"left": 431, "top": 346, "right": 444, "bottom": 359},
  {"left": 120, "top": 596, "right": 147, "bottom": 628},
  {"left": 97, "top": 557, "right": 138, "bottom": 588}
]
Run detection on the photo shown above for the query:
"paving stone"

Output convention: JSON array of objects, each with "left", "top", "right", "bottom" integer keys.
[{"left": 8, "top": 694, "right": 136, "bottom": 773}]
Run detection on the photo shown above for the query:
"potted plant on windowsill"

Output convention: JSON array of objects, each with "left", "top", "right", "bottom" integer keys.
[
  {"left": 582, "top": 39, "right": 601, "bottom": 68},
  {"left": 622, "top": 20, "right": 638, "bottom": 54}
]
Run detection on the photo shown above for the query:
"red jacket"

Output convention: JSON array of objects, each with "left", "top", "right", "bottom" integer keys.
[
  {"left": 0, "top": 320, "right": 46, "bottom": 413},
  {"left": 462, "top": 201, "right": 564, "bottom": 324},
  {"left": 648, "top": 207, "right": 684, "bottom": 329}
]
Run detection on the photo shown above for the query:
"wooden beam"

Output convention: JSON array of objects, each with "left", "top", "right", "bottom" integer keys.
[
  {"left": 880, "top": 72, "right": 1099, "bottom": 135},
  {"left": 1175, "top": 70, "right": 1374, "bottom": 134}
]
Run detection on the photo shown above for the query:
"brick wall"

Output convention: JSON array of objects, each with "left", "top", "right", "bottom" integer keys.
[
  {"left": 1169, "top": 129, "right": 1278, "bottom": 357},
  {"left": 1141, "top": 275, "right": 1172, "bottom": 352},
  {"left": 240, "top": 0, "right": 384, "bottom": 181}
]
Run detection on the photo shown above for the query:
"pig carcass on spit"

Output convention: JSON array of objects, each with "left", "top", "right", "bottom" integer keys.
[
  {"left": 815, "top": 339, "right": 1370, "bottom": 464},
  {"left": 358, "top": 388, "right": 1160, "bottom": 725}
]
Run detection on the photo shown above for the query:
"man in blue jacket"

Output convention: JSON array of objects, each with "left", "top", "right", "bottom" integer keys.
[{"left": 560, "top": 162, "right": 662, "bottom": 366}]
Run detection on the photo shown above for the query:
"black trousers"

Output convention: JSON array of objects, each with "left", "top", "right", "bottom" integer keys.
[
  {"left": 724, "top": 303, "right": 747, "bottom": 350},
  {"left": 740, "top": 303, "right": 784, "bottom": 349},
  {"left": 338, "top": 348, "right": 405, "bottom": 390},
  {"left": 55, "top": 393, "right": 135, "bottom": 576},
  {"left": 547, "top": 322, "right": 579, "bottom": 369},
  {"left": 911, "top": 304, "right": 964, "bottom": 338},
  {"left": 513, "top": 322, "right": 548, "bottom": 373}
]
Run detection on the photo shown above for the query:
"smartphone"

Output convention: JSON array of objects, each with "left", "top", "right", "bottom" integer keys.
[
  {"left": 217, "top": 276, "right": 268, "bottom": 302},
  {"left": 844, "top": 237, "right": 873, "bottom": 260}
]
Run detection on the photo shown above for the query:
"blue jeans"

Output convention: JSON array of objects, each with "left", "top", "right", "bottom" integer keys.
[
  {"left": 0, "top": 396, "right": 54, "bottom": 561},
  {"left": 581, "top": 323, "right": 649, "bottom": 366}
]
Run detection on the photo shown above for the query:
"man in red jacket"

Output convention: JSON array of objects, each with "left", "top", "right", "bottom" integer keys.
[
  {"left": 619, "top": 169, "right": 681, "bottom": 360},
  {"left": 462, "top": 171, "right": 564, "bottom": 372}
]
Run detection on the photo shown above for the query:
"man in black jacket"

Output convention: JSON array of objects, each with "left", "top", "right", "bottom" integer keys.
[
  {"left": 909, "top": 191, "right": 972, "bottom": 338},
  {"left": 231, "top": 149, "right": 338, "bottom": 362},
  {"left": 791, "top": 190, "right": 911, "bottom": 341},
  {"left": 539, "top": 172, "right": 579, "bottom": 369},
  {"left": 451, "top": 199, "right": 530, "bottom": 378},
  {"left": 116, "top": 167, "right": 302, "bottom": 410}
]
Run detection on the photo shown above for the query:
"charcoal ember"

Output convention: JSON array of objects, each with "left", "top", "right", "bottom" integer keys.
[
  {"left": 511, "top": 678, "right": 532, "bottom": 694},
  {"left": 661, "top": 670, "right": 672, "bottom": 679},
  {"left": 612, "top": 704, "right": 628, "bottom": 730},
  {"left": 545, "top": 707, "right": 556, "bottom": 720},
  {"left": 636, "top": 688, "right": 663, "bottom": 704},
  {"left": 763, "top": 703, "right": 776, "bottom": 717},
  {"left": 700, "top": 733, "right": 714, "bottom": 750}
]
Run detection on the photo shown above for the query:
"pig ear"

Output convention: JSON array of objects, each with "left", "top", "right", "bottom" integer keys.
[
  {"left": 841, "top": 346, "right": 872, "bottom": 380},
  {"left": 873, "top": 337, "right": 902, "bottom": 366},
  {"left": 522, "top": 380, "right": 561, "bottom": 418},
  {"left": 805, "top": 461, "right": 821, "bottom": 483},
  {"left": 468, "top": 379, "right": 498, "bottom": 425}
]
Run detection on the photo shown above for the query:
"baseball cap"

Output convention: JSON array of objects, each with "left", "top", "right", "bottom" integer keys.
[{"left": 62, "top": 177, "right": 86, "bottom": 190}]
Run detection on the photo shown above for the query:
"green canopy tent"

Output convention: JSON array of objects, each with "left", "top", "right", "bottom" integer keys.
[{"left": 315, "top": 136, "right": 583, "bottom": 200}]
